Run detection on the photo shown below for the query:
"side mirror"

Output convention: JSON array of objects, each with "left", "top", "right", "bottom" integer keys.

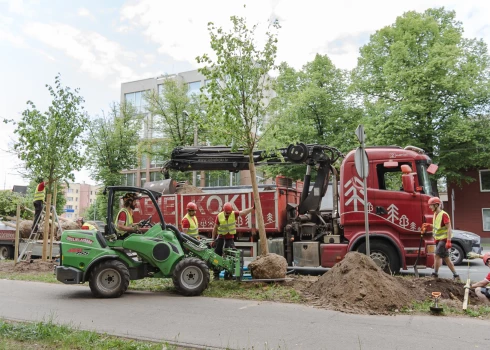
[
  {"left": 402, "top": 173, "right": 415, "bottom": 193},
  {"left": 427, "top": 164, "right": 438, "bottom": 175}
]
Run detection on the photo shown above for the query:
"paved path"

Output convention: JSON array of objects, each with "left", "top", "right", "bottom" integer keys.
[{"left": 0, "top": 280, "right": 489, "bottom": 349}]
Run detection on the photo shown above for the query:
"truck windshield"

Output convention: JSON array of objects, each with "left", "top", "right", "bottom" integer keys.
[{"left": 416, "top": 160, "right": 435, "bottom": 196}]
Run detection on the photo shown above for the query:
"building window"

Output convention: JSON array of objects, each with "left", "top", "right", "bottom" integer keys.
[
  {"left": 187, "top": 81, "right": 201, "bottom": 96},
  {"left": 67, "top": 197, "right": 73, "bottom": 201},
  {"left": 67, "top": 188, "right": 73, "bottom": 193},
  {"left": 480, "top": 170, "right": 490, "bottom": 191},
  {"left": 122, "top": 173, "right": 136, "bottom": 186},
  {"left": 66, "top": 205, "right": 73, "bottom": 209},
  {"left": 125, "top": 90, "right": 149, "bottom": 114},
  {"left": 140, "top": 172, "right": 147, "bottom": 187},
  {"left": 483, "top": 209, "right": 490, "bottom": 231},
  {"left": 150, "top": 171, "right": 164, "bottom": 182},
  {"left": 76, "top": 189, "right": 79, "bottom": 193}
]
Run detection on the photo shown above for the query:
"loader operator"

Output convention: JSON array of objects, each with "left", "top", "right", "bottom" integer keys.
[
  {"left": 423, "top": 197, "right": 460, "bottom": 280},
  {"left": 211, "top": 202, "right": 254, "bottom": 256},
  {"left": 181, "top": 202, "right": 199, "bottom": 238},
  {"left": 115, "top": 192, "right": 141, "bottom": 238}
]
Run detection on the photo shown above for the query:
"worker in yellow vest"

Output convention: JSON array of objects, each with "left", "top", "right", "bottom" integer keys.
[
  {"left": 115, "top": 192, "right": 141, "bottom": 238},
  {"left": 423, "top": 197, "right": 460, "bottom": 280},
  {"left": 211, "top": 202, "right": 254, "bottom": 256},
  {"left": 182, "top": 202, "right": 199, "bottom": 238},
  {"left": 31, "top": 177, "right": 46, "bottom": 233},
  {"left": 76, "top": 218, "right": 97, "bottom": 231}
]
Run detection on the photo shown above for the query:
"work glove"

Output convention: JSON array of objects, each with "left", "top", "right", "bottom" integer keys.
[
  {"left": 210, "top": 240, "right": 216, "bottom": 248},
  {"left": 445, "top": 240, "right": 452, "bottom": 249}
]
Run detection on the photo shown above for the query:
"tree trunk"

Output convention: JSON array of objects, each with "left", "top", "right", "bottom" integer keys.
[{"left": 249, "top": 154, "right": 268, "bottom": 255}]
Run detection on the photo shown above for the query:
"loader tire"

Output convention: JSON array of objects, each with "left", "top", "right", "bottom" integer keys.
[
  {"left": 172, "top": 257, "right": 209, "bottom": 296},
  {"left": 89, "top": 260, "right": 130, "bottom": 298}
]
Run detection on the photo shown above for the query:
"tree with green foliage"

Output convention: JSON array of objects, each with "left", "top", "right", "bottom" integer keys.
[
  {"left": 143, "top": 79, "right": 206, "bottom": 183},
  {"left": 264, "top": 54, "right": 362, "bottom": 180},
  {"left": 351, "top": 8, "right": 490, "bottom": 183},
  {"left": 0, "top": 190, "right": 29, "bottom": 219},
  {"left": 4, "top": 74, "right": 88, "bottom": 210},
  {"left": 85, "top": 103, "right": 142, "bottom": 187},
  {"left": 197, "top": 16, "right": 279, "bottom": 255}
]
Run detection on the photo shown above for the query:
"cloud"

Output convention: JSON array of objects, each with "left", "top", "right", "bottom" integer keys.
[
  {"left": 77, "top": 7, "right": 95, "bottom": 20},
  {"left": 23, "top": 21, "right": 143, "bottom": 83}
]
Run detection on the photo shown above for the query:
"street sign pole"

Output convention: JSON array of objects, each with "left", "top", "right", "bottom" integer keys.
[{"left": 355, "top": 125, "right": 370, "bottom": 257}]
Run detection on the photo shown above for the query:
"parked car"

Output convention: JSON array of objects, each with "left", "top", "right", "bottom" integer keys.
[{"left": 447, "top": 229, "right": 483, "bottom": 265}]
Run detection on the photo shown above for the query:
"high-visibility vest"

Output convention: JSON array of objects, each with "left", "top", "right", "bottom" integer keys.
[
  {"left": 115, "top": 208, "right": 133, "bottom": 235},
  {"left": 182, "top": 213, "right": 199, "bottom": 236},
  {"left": 81, "top": 223, "right": 97, "bottom": 230},
  {"left": 433, "top": 210, "right": 449, "bottom": 240},
  {"left": 33, "top": 183, "right": 45, "bottom": 202},
  {"left": 217, "top": 211, "right": 236, "bottom": 236}
]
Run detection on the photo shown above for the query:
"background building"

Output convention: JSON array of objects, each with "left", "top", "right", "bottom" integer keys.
[
  {"left": 60, "top": 182, "right": 102, "bottom": 220},
  {"left": 121, "top": 69, "right": 274, "bottom": 188},
  {"left": 446, "top": 168, "right": 490, "bottom": 242}
]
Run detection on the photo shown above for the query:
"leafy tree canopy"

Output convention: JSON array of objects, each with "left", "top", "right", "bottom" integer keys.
[
  {"left": 85, "top": 103, "right": 142, "bottom": 187},
  {"left": 351, "top": 7, "right": 490, "bottom": 183},
  {"left": 5, "top": 74, "right": 88, "bottom": 190}
]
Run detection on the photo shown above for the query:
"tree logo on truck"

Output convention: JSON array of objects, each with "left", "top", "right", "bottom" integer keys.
[{"left": 344, "top": 177, "right": 365, "bottom": 211}]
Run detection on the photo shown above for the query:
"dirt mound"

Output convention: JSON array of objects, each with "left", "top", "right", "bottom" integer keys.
[
  {"left": 307, "top": 252, "right": 425, "bottom": 314},
  {"left": 249, "top": 253, "right": 287, "bottom": 279},
  {"left": 176, "top": 184, "right": 203, "bottom": 194},
  {"left": 0, "top": 260, "right": 57, "bottom": 274}
]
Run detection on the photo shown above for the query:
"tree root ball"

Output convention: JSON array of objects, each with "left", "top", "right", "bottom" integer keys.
[{"left": 248, "top": 253, "right": 287, "bottom": 279}]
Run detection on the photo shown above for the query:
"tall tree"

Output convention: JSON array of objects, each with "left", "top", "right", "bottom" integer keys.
[
  {"left": 264, "top": 55, "right": 362, "bottom": 179},
  {"left": 143, "top": 79, "right": 205, "bottom": 182},
  {"left": 351, "top": 8, "right": 490, "bottom": 183},
  {"left": 197, "top": 16, "right": 280, "bottom": 255},
  {"left": 85, "top": 103, "right": 142, "bottom": 187},
  {"left": 5, "top": 74, "right": 88, "bottom": 200}
]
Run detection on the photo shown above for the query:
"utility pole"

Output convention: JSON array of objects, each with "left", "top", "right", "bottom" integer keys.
[{"left": 183, "top": 110, "right": 197, "bottom": 187}]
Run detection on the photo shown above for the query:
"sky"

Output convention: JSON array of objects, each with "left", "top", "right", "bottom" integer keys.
[{"left": 1, "top": 0, "right": 489, "bottom": 190}]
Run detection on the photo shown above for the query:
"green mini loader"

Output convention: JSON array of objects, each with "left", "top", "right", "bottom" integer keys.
[{"left": 55, "top": 186, "right": 242, "bottom": 298}]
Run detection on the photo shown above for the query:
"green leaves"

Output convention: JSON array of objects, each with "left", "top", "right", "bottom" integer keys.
[
  {"left": 85, "top": 103, "right": 142, "bottom": 187},
  {"left": 351, "top": 8, "right": 490, "bottom": 183},
  {"left": 5, "top": 74, "right": 88, "bottom": 193}
]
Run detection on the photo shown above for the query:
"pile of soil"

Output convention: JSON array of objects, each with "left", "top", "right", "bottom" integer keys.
[
  {"left": 0, "top": 260, "right": 57, "bottom": 274},
  {"left": 176, "top": 184, "right": 203, "bottom": 194},
  {"left": 302, "top": 252, "right": 479, "bottom": 315}
]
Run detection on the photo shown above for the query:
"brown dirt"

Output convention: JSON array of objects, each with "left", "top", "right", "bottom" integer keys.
[
  {"left": 249, "top": 253, "right": 288, "bottom": 279},
  {"left": 0, "top": 260, "right": 57, "bottom": 273},
  {"left": 175, "top": 184, "right": 203, "bottom": 194},
  {"left": 298, "top": 252, "right": 483, "bottom": 315}
]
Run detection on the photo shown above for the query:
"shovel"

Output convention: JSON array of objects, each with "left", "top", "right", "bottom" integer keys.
[{"left": 413, "top": 224, "right": 426, "bottom": 278}]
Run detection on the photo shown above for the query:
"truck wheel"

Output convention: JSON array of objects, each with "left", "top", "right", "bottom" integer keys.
[
  {"left": 172, "top": 257, "right": 209, "bottom": 296},
  {"left": 89, "top": 260, "right": 130, "bottom": 298},
  {"left": 446, "top": 244, "right": 464, "bottom": 266},
  {"left": 0, "top": 245, "right": 12, "bottom": 260},
  {"left": 357, "top": 241, "right": 400, "bottom": 274}
]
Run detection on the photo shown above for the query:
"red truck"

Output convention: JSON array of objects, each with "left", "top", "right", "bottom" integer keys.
[{"left": 133, "top": 143, "right": 437, "bottom": 273}]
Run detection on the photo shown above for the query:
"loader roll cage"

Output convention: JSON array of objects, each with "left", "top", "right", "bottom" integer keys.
[{"left": 104, "top": 186, "right": 167, "bottom": 236}]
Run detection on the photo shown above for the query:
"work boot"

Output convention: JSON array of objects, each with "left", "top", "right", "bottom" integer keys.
[
  {"left": 431, "top": 272, "right": 438, "bottom": 278},
  {"left": 453, "top": 274, "right": 461, "bottom": 282}
]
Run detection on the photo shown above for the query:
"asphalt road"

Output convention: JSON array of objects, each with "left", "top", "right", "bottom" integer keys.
[
  {"left": 402, "top": 257, "right": 489, "bottom": 281},
  {"left": 1, "top": 279, "right": 489, "bottom": 350}
]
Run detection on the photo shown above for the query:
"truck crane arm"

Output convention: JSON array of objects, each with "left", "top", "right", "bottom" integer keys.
[
  {"left": 162, "top": 143, "right": 343, "bottom": 173},
  {"left": 162, "top": 143, "right": 343, "bottom": 215}
]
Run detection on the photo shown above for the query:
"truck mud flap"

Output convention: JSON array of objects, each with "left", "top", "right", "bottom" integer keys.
[{"left": 56, "top": 266, "right": 82, "bottom": 284}]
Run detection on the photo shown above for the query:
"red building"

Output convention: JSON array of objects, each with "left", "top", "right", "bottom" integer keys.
[{"left": 446, "top": 169, "right": 490, "bottom": 242}]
